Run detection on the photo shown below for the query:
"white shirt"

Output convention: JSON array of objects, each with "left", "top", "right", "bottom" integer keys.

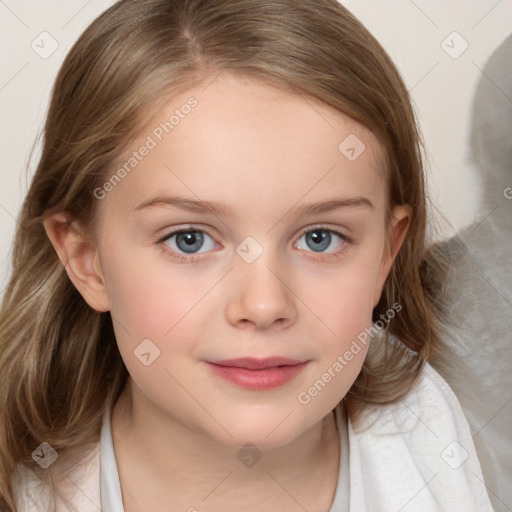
[{"left": 13, "top": 364, "right": 493, "bottom": 511}]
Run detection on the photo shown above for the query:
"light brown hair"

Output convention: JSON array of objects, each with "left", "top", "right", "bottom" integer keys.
[{"left": 0, "top": 0, "right": 441, "bottom": 509}]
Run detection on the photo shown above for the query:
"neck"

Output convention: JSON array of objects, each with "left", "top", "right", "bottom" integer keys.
[{"left": 110, "top": 378, "right": 341, "bottom": 512}]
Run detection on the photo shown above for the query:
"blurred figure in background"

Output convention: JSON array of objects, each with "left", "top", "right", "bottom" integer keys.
[{"left": 426, "top": 33, "right": 512, "bottom": 512}]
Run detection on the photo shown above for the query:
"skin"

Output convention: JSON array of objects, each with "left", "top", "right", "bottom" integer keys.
[{"left": 44, "top": 73, "right": 410, "bottom": 511}]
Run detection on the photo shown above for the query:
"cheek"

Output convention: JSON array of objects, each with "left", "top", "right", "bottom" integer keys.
[
  {"left": 300, "top": 251, "right": 382, "bottom": 364},
  {"left": 302, "top": 256, "right": 382, "bottom": 334},
  {"left": 292, "top": 262, "right": 379, "bottom": 408},
  {"left": 101, "top": 252, "right": 208, "bottom": 397},
  {"left": 102, "top": 242, "right": 208, "bottom": 338},
  {"left": 311, "top": 278, "right": 373, "bottom": 382}
]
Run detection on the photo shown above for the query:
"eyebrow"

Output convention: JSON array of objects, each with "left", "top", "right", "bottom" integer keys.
[{"left": 134, "top": 194, "right": 374, "bottom": 217}]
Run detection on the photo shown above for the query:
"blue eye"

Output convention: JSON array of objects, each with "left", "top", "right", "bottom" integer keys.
[
  {"left": 295, "top": 228, "right": 347, "bottom": 254},
  {"left": 162, "top": 229, "right": 217, "bottom": 255}
]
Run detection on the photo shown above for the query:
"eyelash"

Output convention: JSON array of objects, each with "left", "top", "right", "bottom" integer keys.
[{"left": 156, "top": 224, "right": 353, "bottom": 263}]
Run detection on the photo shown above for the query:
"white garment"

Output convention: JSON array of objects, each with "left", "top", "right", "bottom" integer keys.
[{"left": 12, "top": 363, "right": 493, "bottom": 511}]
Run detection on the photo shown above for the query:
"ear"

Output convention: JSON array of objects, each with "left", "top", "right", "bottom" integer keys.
[
  {"left": 372, "top": 204, "right": 411, "bottom": 307},
  {"left": 43, "top": 212, "right": 110, "bottom": 312}
]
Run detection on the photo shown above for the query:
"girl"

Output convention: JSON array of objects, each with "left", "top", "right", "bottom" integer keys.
[{"left": 0, "top": 1, "right": 493, "bottom": 511}]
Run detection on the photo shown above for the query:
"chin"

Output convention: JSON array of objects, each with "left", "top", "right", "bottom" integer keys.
[{"left": 200, "top": 409, "right": 317, "bottom": 451}]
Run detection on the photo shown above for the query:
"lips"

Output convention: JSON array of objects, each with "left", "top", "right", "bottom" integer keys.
[
  {"left": 207, "top": 357, "right": 306, "bottom": 370},
  {"left": 205, "top": 357, "right": 309, "bottom": 390}
]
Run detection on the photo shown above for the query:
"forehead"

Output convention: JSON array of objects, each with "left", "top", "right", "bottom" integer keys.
[{"left": 100, "top": 74, "right": 388, "bottom": 221}]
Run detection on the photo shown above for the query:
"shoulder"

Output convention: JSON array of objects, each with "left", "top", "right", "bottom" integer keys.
[
  {"left": 12, "top": 442, "right": 101, "bottom": 512},
  {"left": 347, "top": 363, "right": 494, "bottom": 512}
]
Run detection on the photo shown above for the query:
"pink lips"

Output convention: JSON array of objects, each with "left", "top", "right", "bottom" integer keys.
[{"left": 205, "top": 357, "right": 309, "bottom": 390}]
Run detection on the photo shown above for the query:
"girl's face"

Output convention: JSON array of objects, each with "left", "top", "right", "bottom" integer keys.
[{"left": 70, "top": 74, "right": 408, "bottom": 448}]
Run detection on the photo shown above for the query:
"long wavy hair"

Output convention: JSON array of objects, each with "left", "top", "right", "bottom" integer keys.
[{"left": 0, "top": 0, "right": 442, "bottom": 509}]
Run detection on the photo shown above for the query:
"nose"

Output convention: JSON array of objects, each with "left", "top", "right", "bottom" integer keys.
[{"left": 225, "top": 249, "right": 297, "bottom": 331}]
